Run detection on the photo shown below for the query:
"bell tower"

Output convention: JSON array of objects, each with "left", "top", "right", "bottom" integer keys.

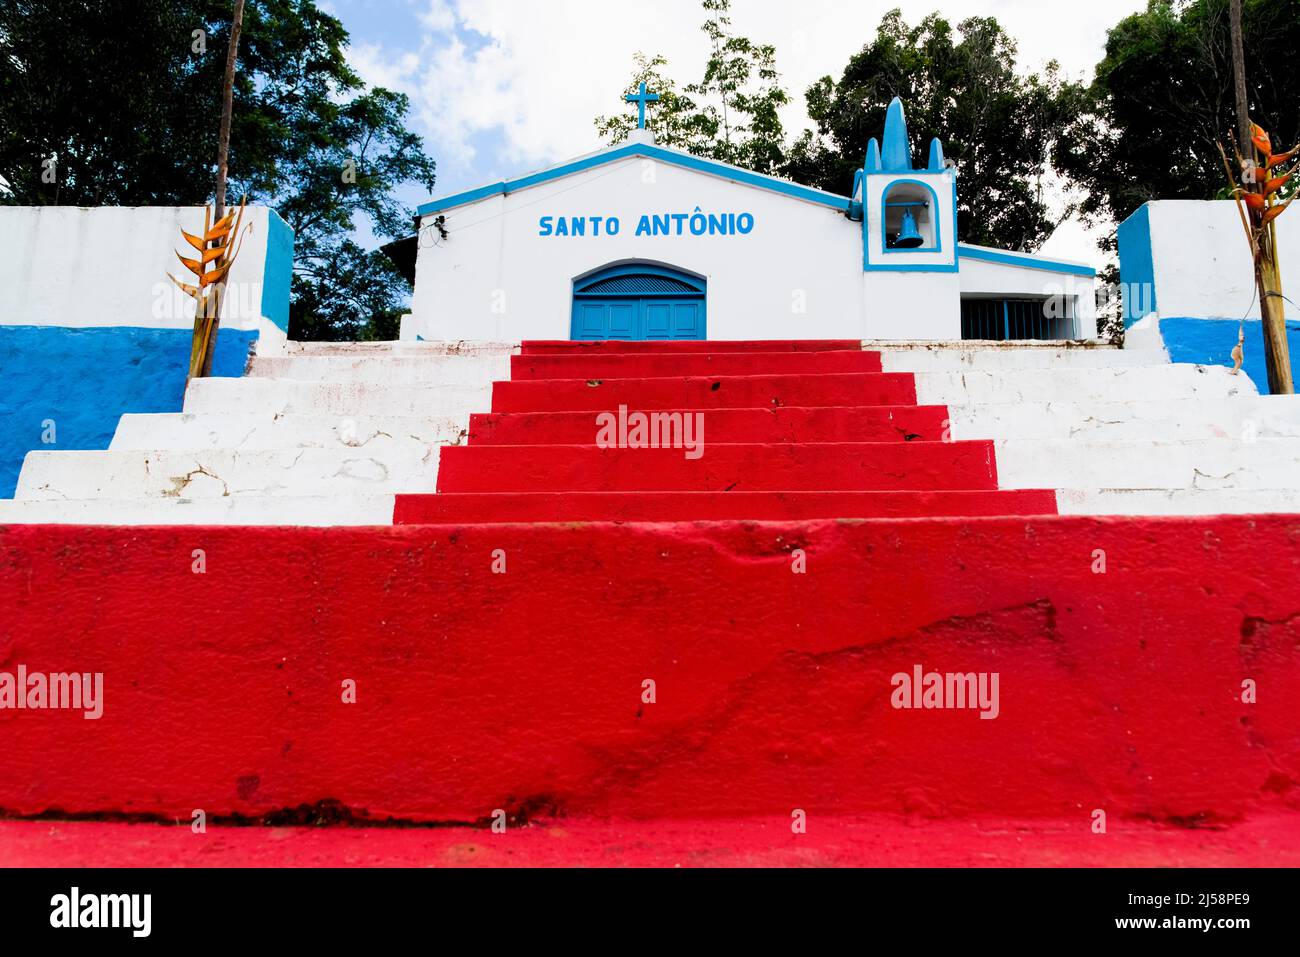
[{"left": 851, "top": 97, "right": 961, "bottom": 338}]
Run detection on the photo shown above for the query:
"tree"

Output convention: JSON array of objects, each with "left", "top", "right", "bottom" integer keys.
[
  {"left": 594, "top": 53, "right": 715, "bottom": 153},
  {"left": 596, "top": 0, "right": 790, "bottom": 174},
  {"left": 0, "top": 0, "right": 436, "bottom": 341},
  {"left": 785, "top": 10, "right": 1085, "bottom": 252},
  {"left": 1057, "top": 0, "right": 1300, "bottom": 231},
  {"left": 688, "top": 0, "right": 789, "bottom": 174}
]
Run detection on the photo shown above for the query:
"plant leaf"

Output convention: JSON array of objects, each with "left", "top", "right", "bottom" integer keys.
[
  {"left": 167, "top": 273, "right": 199, "bottom": 299},
  {"left": 199, "top": 259, "right": 234, "bottom": 287},
  {"left": 175, "top": 250, "right": 205, "bottom": 277}
]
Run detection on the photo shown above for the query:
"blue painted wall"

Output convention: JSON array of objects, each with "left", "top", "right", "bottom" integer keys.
[
  {"left": 1160, "top": 317, "right": 1300, "bottom": 395},
  {"left": 261, "top": 212, "right": 295, "bottom": 333},
  {"left": 1117, "top": 204, "right": 1156, "bottom": 326},
  {"left": 0, "top": 326, "right": 255, "bottom": 498}
]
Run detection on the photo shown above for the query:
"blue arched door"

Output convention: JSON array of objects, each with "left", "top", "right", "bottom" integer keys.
[{"left": 571, "top": 263, "right": 706, "bottom": 341}]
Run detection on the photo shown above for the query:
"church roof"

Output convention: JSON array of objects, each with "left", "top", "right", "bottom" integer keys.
[{"left": 415, "top": 137, "right": 854, "bottom": 217}]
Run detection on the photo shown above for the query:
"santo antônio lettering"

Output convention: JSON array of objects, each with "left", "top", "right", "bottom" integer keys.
[{"left": 539, "top": 207, "right": 755, "bottom": 238}]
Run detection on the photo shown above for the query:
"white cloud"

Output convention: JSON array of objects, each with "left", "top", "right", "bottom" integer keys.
[{"left": 383, "top": 0, "right": 1145, "bottom": 170}]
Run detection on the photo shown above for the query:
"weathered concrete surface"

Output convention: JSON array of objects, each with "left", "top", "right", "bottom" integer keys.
[
  {"left": 250, "top": 354, "right": 511, "bottom": 384},
  {"left": 0, "top": 495, "right": 397, "bottom": 526},
  {"left": 914, "top": 365, "right": 1254, "bottom": 406},
  {"left": 437, "top": 441, "right": 998, "bottom": 493},
  {"left": 879, "top": 346, "right": 1168, "bottom": 371},
  {"left": 2, "top": 814, "right": 1297, "bottom": 868},
  {"left": 15, "top": 448, "right": 439, "bottom": 499},
  {"left": 470, "top": 406, "right": 949, "bottom": 444},
  {"left": 1056, "top": 488, "right": 1300, "bottom": 515},
  {"left": 949, "top": 397, "right": 1300, "bottom": 442},
  {"left": 110, "top": 412, "right": 468, "bottom": 452},
  {"left": 2, "top": 517, "right": 1297, "bottom": 822},
  {"left": 995, "top": 438, "right": 1300, "bottom": 491},
  {"left": 396, "top": 490, "right": 1057, "bottom": 523},
  {"left": 183, "top": 377, "right": 492, "bottom": 417},
  {"left": 512, "top": 350, "right": 884, "bottom": 379}
]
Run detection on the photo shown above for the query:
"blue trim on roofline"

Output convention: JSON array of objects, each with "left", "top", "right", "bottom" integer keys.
[
  {"left": 958, "top": 244, "right": 1096, "bottom": 277},
  {"left": 416, "top": 144, "right": 853, "bottom": 216}
]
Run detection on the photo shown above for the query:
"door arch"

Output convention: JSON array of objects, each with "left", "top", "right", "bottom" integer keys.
[{"left": 570, "top": 262, "right": 706, "bottom": 341}]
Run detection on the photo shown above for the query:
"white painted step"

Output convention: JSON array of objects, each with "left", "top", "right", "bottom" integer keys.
[
  {"left": 14, "top": 447, "right": 441, "bottom": 500},
  {"left": 1056, "top": 488, "right": 1300, "bottom": 516},
  {"left": 249, "top": 354, "right": 511, "bottom": 384},
  {"left": 281, "top": 340, "right": 517, "bottom": 357},
  {"left": 915, "top": 365, "right": 1254, "bottom": 405},
  {"left": 950, "top": 396, "right": 1300, "bottom": 442},
  {"left": 880, "top": 347, "right": 1168, "bottom": 372},
  {"left": 996, "top": 438, "right": 1300, "bottom": 491},
  {"left": 183, "top": 377, "right": 491, "bottom": 417},
  {"left": 0, "top": 495, "right": 397, "bottom": 526},
  {"left": 110, "top": 412, "right": 467, "bottom": 451}
]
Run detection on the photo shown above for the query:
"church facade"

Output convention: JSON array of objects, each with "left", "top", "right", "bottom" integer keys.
[{"left": 404, "top": 98, "right": 1097, "bottom": 343}]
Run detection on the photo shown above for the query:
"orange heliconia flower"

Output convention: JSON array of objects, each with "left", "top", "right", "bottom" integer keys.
[
  {"left": 1261, "top": 201, "right": 1291, "bottom": 227},
  {"left": 1263, "top": 173, "right": 1292, "bottom": 195},
  {"left": 1251, "top": 123, "right": 1273, "bottom": 156}
]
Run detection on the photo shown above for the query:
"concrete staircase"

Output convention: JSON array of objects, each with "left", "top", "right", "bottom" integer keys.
[{"left": 3, "top": 338, "right": 1300, "bottom": 865}]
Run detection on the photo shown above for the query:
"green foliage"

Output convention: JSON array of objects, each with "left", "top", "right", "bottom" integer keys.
[
  {"left": 594, "top": 53, "right": 716, "bottom": 153},
  {"left": 0, "top": 0, "right": 436, "bottom": 341},
  {"left": 598, "top": 6, "right": 1082, "bottom": 253},
  {"left": 596, "top": 0, "right": 790, "bottom": 175},
  {"left": 786, "top": 10, "right": 1085, "bottom": 252},
  {"left": 1057, "top": 0, "right": 1300, "bottom": 229}
]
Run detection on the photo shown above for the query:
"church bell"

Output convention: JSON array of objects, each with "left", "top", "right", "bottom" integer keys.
[{"left": 894, "top": 208, "right": 924, "bottom": 248}]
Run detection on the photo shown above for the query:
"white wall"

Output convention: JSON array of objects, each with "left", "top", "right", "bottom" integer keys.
[
  {"left": 0, "top": 206, "right": 286, "bottom": 332},
  {"left": 1144, "top": 200, "right": 1300, "bottom": 320},
  {"left": 410, "top": 155, "right": 866, "bottom": 342},
  {"left": 865, "top": 271, "right": 961, "bottom": 339}
]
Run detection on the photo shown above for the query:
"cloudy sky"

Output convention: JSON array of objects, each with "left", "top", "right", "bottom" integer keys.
[{"left": 322, "top": 0, "right": 1150, "bottom": 264}]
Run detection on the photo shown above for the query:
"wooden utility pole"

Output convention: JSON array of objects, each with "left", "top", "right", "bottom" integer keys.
[
  {"left": 1229, "top": 0, "right": 1293, "bottom": 393},
  {"left": 213, "top": 0, "right": 245, "bottom": 221},
  {"left": 192, "top": 0, "right": 247, "bottom": 380}
]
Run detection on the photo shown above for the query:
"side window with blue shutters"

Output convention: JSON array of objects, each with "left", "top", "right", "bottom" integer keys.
[{"left": 571, "top": 263, "right": 706, "bottom": 340}]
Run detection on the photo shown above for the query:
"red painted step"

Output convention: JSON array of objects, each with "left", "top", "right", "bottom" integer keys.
[
  {"left": 436, "top": 442, "right": 998, "bottom": 492},
  {"left": 395, "top": 490, "right": 1059, "bottom": 523},
  {"left": 8, "top": 815, "right": 1300, "bottom": 868},
  {"left": 492, "top": 373, "right": 917, "bottom": 412},
  {"left": 468, "top": 406, "right": 950, "bottom": 445},
  {"left": 511, "top": 350, "right": 883, "bottom": 380},
  {"left": 519, "top": 339, "right": 861, "bottom": 355},
  {"left": 4, "top": 518, "right": 1298, "bottom": 822}
]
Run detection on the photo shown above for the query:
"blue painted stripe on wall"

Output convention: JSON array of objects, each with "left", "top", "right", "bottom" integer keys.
[
  {"left": 417, "top": 144, "right": 853, "bottom": 216},
  {"left": 1160, "top": 317, "right": 1300, "bottom": 395},
  {"left": 260, "top": 211, "right": 295, "bottom": 332},
  {"left": 956, "top": 244, "right": 1096, "bottom": 277},
  {"left": 1117, "top": 204, "right": 1156, "bottom": 325},
  {"left": 0, "top": 325, "right": 255, "bottom": 498}
]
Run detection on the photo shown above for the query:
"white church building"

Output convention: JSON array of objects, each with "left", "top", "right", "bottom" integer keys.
[{"left": 403, "top": 97, "right": 1098, "bottom": 344}]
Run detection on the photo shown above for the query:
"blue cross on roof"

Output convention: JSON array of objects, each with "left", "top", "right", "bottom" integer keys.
[{"left": 625, "top": 82, "right": 660, "bottom": 129}]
